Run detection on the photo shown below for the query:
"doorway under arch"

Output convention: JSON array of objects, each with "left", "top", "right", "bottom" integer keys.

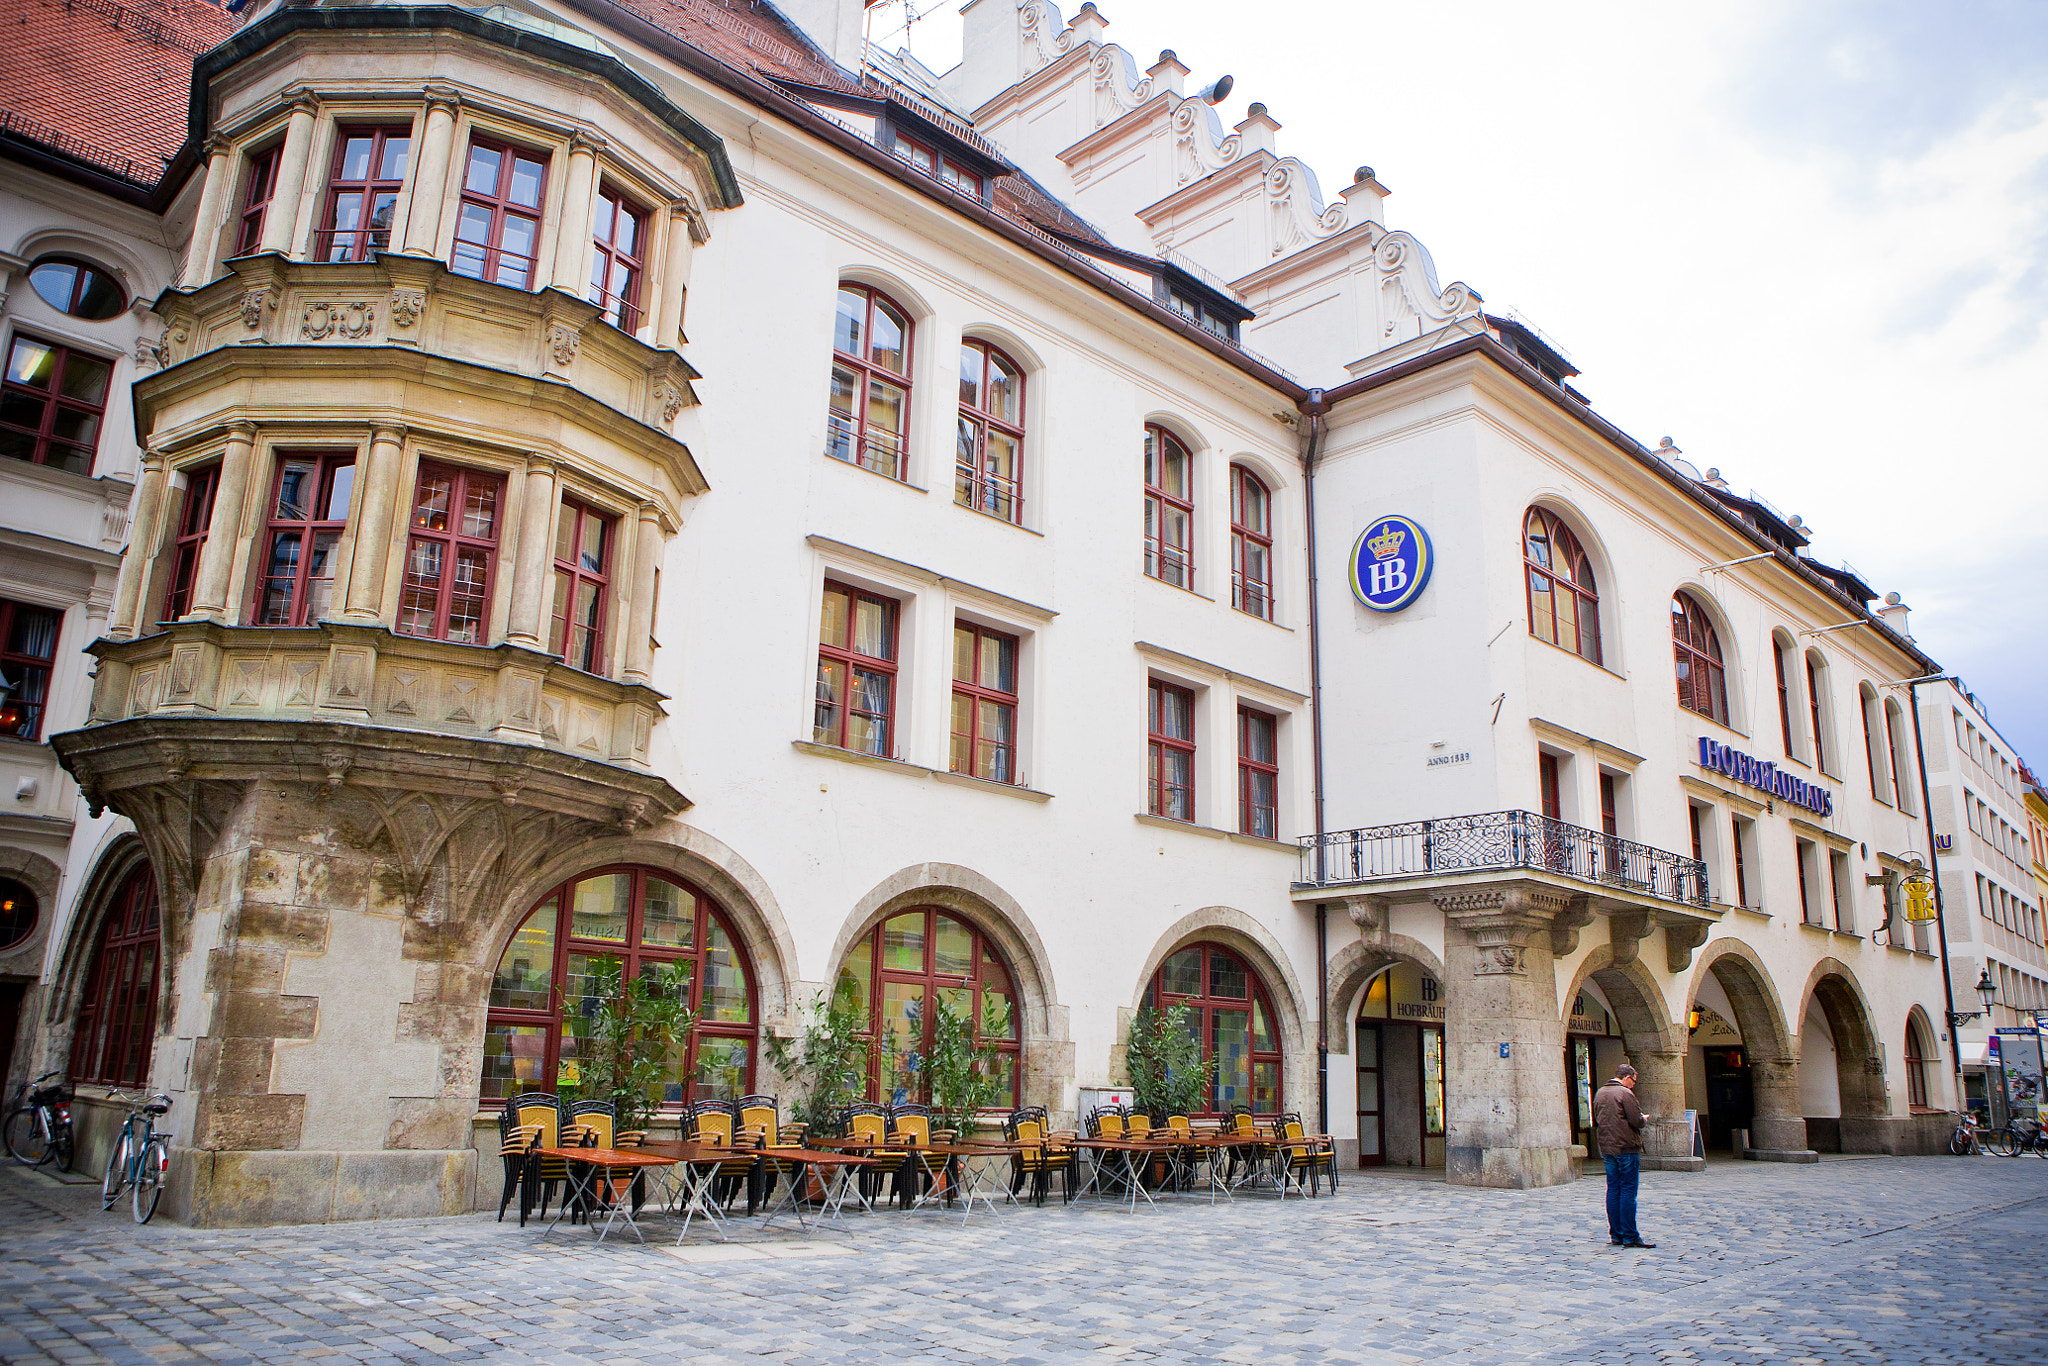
[
  {"left": 1686, "top": 942, "right": 1803, "bottom": 1152},
  {"left": 1798, "top": 962, "right": 1888, "bottom": 1152}
]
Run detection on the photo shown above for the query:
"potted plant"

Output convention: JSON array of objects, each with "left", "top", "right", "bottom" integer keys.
[
  {"left": 926, "top": 991, "right": 1007, "bottom": 1139},
  {"left": 1125, "top": 1000, "right": 1215, "bottom": 1183},
  {"left": 763, "top": 978, "right": 875, "bottom": 1136},
  {"left": 578, "top": 957, "right": 699, "bottom": 1136}
]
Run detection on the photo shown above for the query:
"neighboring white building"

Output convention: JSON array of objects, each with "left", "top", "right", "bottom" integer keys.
[
  {"left": 1916, "top": 678, "right": 2044, "bottom": 1121},
  {"left": 0, "top": 0, "right": 1965, "bottom": 1223}
]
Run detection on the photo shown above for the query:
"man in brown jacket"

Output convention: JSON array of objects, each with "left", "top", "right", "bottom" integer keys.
[{"left": 1592, "top": 1064, "right": 1655, "bottom": 1248}]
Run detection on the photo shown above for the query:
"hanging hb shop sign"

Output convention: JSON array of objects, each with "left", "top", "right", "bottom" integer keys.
[
  {"left": 1350, "top": 515, "right": 1433, "bottom": 612},
  {"left": 1697, "top": 737, "right": 1833, "bottom": 817}
]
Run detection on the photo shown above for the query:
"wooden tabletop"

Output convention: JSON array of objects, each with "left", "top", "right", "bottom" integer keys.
[
  {"left": 1072, "top": 1137, "right": 1178, "bottom": 1152},
  {"left": 635, "top": 1141, "right": 756, "bottom": 1163},
  {"left": 532, "top": 1146, "right": 678, "bottom": 1168},
  {"left": 805, "top": 1137, "right": 1023, "bottom": 1158}
]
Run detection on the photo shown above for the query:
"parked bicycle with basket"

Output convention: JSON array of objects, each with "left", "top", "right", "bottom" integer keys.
[{"left": 100, "top": 1089, "right": 173, "bottom": 1223}]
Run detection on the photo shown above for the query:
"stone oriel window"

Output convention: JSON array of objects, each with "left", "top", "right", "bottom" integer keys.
[
  {"left": 1147, "top": 679, "right": 1194, "bottom": 822},
  {"left": 826, "top": 283, "right": 912, "bottom": 480},
  {"left": 834, "top": 907, "right": 1020, "bottom": 1107},
  {"left": 0, "top": 598, "right": 61, "bottom": 741},
  {"left": 1231, "top": 464, "right": 1273, "bottom": 620},
  {"left": 1147, "top": 942, "right": 1282, "bottom": 1116},
  {"left": 396, "top": 464, "right": 502, "bottom": 645},
  {"left": 949, "top": 620, "right": 1017, "bottom": 783},
  {"left": 318, "top": 125, "right": 411, "bottom": 262},
  {"left": 159, "top": 464, "right": 219, "bottom": 626},
  {"left": 955, "top": 340, "right": 1022, "bottom": 523},
  {"left": 254, "top": 452, "right": 355, "bottom": 627},
  {"left": 1671, "top": 592, "right": 1728, "bottom": 724},
  {"left": 589, "top": 184, "right": 647, "bottom": 332},
  {"left": 69, "top": 865, "right": 160, "bottom": 1088},
  {"left": 1238, "top": 706, "right": 1278, "bottom": 840},
  {"left": 1, "top": 333, "right": 112, "bottom": 475},
  {"left": 451, "top": 135, "right": 549, "bottom": 289},
  {"left": 1143, "top": 424, "right": 1193, "bottom": 588},
  {"left": 1524, "top": 507, "right": 1599, "bottom": 663},
  {"left": 550, "top": 498, "right": 612, "bottom": 673},
  {"left": 814, "top": 580, "right": 897, "bottom": 757},
  {"left": 482, "top": 868, "right": 757, "bottom": 1106}
]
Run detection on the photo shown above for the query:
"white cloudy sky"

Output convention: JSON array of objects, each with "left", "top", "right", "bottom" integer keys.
[{"left": 876, "top": 0, "right": 2048, "bottom": 770}]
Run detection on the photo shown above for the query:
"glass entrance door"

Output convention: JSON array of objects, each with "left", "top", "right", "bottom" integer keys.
[
  {"left": 1356, "top": 1020, "right": 1383, "bottom": 1166},
  {"left": 1565, "top": 1036, "right": 1595, "bottom": 1152}
]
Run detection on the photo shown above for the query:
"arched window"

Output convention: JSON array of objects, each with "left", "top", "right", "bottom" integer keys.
[
  {"left": 1523, "top": 508, "right": 1600, "bottom": 663},
  {"left": 1672, "top": 593, "right": 1728, "bottom": 724},
  {"left": 956, "top": 340, "right": 1023, "bottom": 523},
  {"left": 1805, "top": 650, "right": 1836, "bottom": 775},
  {"left": 0, "top": 878, "right": 38, "bottom": 951},
  {"left": 1230, "top": 465, "right": 1273, "bottom": 620},
  {"left": 1147, "top": 942, "right": 1281, "bottom": 1115},
  {"left": 1860, "top": 684, "right": 1890, "bottom": 802},
  {"left": 70, "top": 865, "right": 160, "bottom": 1087},
  {"left": 1885, "top": 698, "right": 1916, "bottom": 814},
  {"left": 835, "top": 907, "right": 1021, "bottom": 1107},
  {"left": 827, "top": 283, "right": 911, "bottom": 480},
  {"left": 28, "top": 257, "right": 126, "bottom": 320},
  {"left": 481, "top": 868, "right": 757, "bottom": 1107},
  {"left": 1903, "top": 1018, "right": 1929, "bottom": 1109},
  {"left": 1144, "top": 424, "right": 1193, "bottom": 588}
]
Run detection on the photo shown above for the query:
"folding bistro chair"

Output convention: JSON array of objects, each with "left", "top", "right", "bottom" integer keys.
[
  {"left": 1004, "top": 1106, "right": 1077, "bottom": 1205},
  {"left": 839, "top": 1103, "right": 902, "bottom": 1209},
  {"left": 687, "top": 1099, "right": 759, "bottom": 1212},
  {"left": 1272, "top": 1113, "right": 1336, "bottom": 1198},
  {"left": 504, "top": 1093, "right": 565, "bottom": 1226},
  {"left": 887, "top": 1103, "right": 951, "bottom": 1209}
]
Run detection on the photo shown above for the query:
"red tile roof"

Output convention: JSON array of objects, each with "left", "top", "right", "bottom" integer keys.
[{"left": 0, "top": 0, "right": 235, "bottom": 186}]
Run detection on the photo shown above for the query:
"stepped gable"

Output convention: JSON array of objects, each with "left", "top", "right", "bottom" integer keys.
[{"left": 1, "top": 0, "right": 237, "bottom": 186}]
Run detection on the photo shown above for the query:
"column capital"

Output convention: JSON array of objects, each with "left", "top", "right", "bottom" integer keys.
[
  {"left": 279, "top": 85, "right": 321, "bottom": 117},
  {"left": 568, "top": 128, "right": 609, "bottom": 155},
  {"left": 1434, "top": 886, "right": 1577, "bottom": 977},
  {"left": 670, "top": 190, "right": 710, "bottom": 244},
  {"left": 636, "top": 500, "right": 661, "bottom": 525},
  {"left": 226, "top": 419, "right": 259, "bottom": 440},
  {"left": 422, "top": 84, "right": 463, "bottom": 113},
  {"left": 201, "top": 133, "right": 234, "bottom": 160},
  {"left": 524, "top": 452, "right": 559, "bottom": 478},
  {"left": 369, "top": 422, "right": 408, "bottom": 446}
]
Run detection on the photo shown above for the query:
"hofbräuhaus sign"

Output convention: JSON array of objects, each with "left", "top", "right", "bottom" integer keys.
[
  {"left": 1350, "top": 515, "right": 1433, "bottom": 612},
  {"left": 1697, "top": 737, "right": 1833, "bottom": 817}
]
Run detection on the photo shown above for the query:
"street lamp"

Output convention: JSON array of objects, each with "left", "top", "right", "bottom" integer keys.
[{"left": 1949, "top": 966, "right": 1996, "bottom": 1036}]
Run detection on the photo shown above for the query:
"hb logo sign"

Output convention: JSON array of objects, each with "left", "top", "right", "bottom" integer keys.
[{"left": 1349, "top": 515, "right": 1433, "bottom": 613}]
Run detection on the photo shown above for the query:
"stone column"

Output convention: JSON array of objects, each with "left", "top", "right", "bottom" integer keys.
[
  {"left": 1748, "top": 1051, "right": 1808, "bottom": 1152},
  {"left": 505, "top": 457, "right": 559, "bottom": 649},
  {"left": 186, "top": 422, "right": 258, "bottom": 622},
  {"left": 179, "top": 137, "right": 235, "bottom": 288},
  {"left": 653, "top": 195, "right": 701, "bottom": 351},
  {"left": 548, "top": 132, "right": 603, "bottom": 296},
  {"left": 1634, "top": 1048, "right": 1698, "bottom": 1168},
  {"left": 108, "top": 449, "right": 171, "bottom": 639},
  {"left": 341, "top": 425, "right": 407, "bottom": 622},
  {"left": 257, "top": 91, "right": 320, "bottom": 257},
  {"left": 1436, "top": 887, "right": 1577, "bottom": 1188},
  {"left": 622, "top": 503, "right": 662, "bottom": 683},
  {"left": 400, "top": 90, "right": 460, "bottom": 256}
]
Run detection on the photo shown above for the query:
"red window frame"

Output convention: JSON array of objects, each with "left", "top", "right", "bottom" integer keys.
[
  {"left": 814, "top": 580, "right": 898, "bottom": 757},
  {"left": 235, "top": 145, "right": 282, "bottom": 255},
  {"left": 1, "top": 333, "right": 113, "bottom": 476},
  {"left": 1774, "top": 639, "right": 1796, "bottom": 756},
  {"left": 1148, "top": 942, "right": 1283, "bottom": 1117},
  {"left": 451, "top": 135, "right": 548, "bottom": 288},
  {"left": 1862, "top": 691, "right": 1883, "bottom": 799},
  {"left": 956, "top": 340, "right": 1024, "bottom": 523},
  {"left": 950, "top": 621, "right": 1018, "bottom": 784},
  {"left": 889, "top": 131, "right": 984, "bottom": 199},
  {"left": 1231, "top": 465, "right": 1274, "bottom": 620},
  {"left": 1731, "top": 815, "right": 1749, "bottom": 908},
  {"left": 550, "top": 498, "right": 613, "bottom": 674},
  {"left": 317, "top": 124, "right": 410, "bottom": 262},
  {"left": 835, "top": 906, "right": 1022, "bottom": 1108},
  {"left": 589, "top": 184, "right": 647, "bottom": 333},
  {"left": 254, "top": 452, "right": 355, "bottom": 627},
  {"left": 1148, "top": 679, "right": 1195, "bottom": 822},
  {"left": 26, "top": 258, "right": 126, "bottom": 319},
  {"left": 0, "top": 598, "right": 60, "bottom": 741},
  {"left": 1886, "top": 703, "right": 1909, "bottom": 809},
  {"left": 396, "top": 464, "right": 503, "bottom": 645},
  {"left": 1806, "top": 655, "right": 1831, "bottom": 774},
  {"left": 1903, "top": 1022, "right": 1929, "bottom": 1109},
  {"left": 1144, "top": 424, "right": 1193, "bottom": 589},
  {"left": 1238, "top": 706, "right": 1278, "bottom": 839},
  {"left": 480, "top": 866, "right": 758, "bottom": 1107},
  {"left": 827, "top": 283, "right": 913, "bottom": 480},
  {"left": 1539, "top": 752, "right": 1562, "bottom": 821},
  {"left": 1672, "top": 593, "right": 1728, "bottom": 724},
  {"left": 69, "top": 865, "right": 160, "bottom": 1088},
  {"left": 1525, "top": 507, "right": 1601, "bottom": 663},
  {"left": 1796, "top": 838, "right": 1816, "bottom": 924},
  {"left": 158, "top": 464, "right": 220, "bottom": 625}
]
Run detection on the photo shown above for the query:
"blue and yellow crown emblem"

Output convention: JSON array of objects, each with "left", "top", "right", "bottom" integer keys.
[{"left": 1365, "top": 525, "right": 1407, "bottom": 561}]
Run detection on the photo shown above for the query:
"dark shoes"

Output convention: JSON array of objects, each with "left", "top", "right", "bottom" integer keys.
[
  {"left": 1621, "top": 1237, "right": 1657, "bottom": 1248},
  {"left": 1609, "top": 1237, "right": 1625, "bottom": 1245}
]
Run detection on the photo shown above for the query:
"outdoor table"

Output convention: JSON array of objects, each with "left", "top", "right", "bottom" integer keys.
[
  {"left": 1176, "top": 1132, "right": 1268, "bottom": 1200},
  {"left": 1069, "top": 1137, "right": 1178, "bottom": 1212},
  {"left": 637, "top": 1140, "right": 752, "bottom": 1242},
  {"left": 533, "top": 1146, "right": 678, "bottom": 1245},
  {"left": 897, "top": 1142, "right": 1028, "bottom": 1221},
  {"left": 754, "top": 1147, "right": 882, "bottom": 1235}
]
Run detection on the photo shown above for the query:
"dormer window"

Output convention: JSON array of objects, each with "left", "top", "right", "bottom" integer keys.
[
  {"left": 1167, "top": 289, "right": 1239, "bottom": 343},
  {"left": 889, "top": 132, "right": 983, "bottom": 200}
]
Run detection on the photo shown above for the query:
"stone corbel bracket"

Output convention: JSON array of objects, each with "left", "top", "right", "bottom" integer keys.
[
  {"left": 1607, "top": 909, "right": 1656, "bottom": 969},
  {"left": 1433, "top": 886, "right": 1578, "bottom": 977},
  {"left": 1658, "top": 914, "right": 1713, "bottom": 974},
  {"left": 1547, "top": 897, "right": 1595, "bottom": 956}
]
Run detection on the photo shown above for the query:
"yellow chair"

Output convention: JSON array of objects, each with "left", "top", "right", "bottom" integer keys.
[
  {"left": 504, "top": 1093, "right": 564, "bottom": 1226},
  {"left": 1274, "top": 1114, "right": 1335, "bottom": 1198},
  {"left": 1003, "top": 1107, "right": 1076, "bottom": 1205},
  {"left": 887, "top": 1104, "right": 949, "bottom": 1207},
  {"left": 839, "top": 1104, "right": 900, "bottom": 1207}
]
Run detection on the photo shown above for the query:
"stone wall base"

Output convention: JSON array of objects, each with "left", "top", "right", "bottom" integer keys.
[
  {"left": 1839, "top": 1112, "right": 1954, "bottom": 1156},
  {"left": 1641, "top": 1155, "right": 1706, "bottom": 1171},
  {"left": 1744, "top": 1148, "right": 1820, "bottom": 1163},
  {"left": 1446, "top": 1144, "right": 1576, "bottom": 1188},
  {"left": 171, "top": 1147, "right": 476, "bottom": 1227}
]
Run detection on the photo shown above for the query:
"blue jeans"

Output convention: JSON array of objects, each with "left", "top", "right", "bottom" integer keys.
[{"left": 1604, "top": 1153, "right": 1640, "bottom": 1241}]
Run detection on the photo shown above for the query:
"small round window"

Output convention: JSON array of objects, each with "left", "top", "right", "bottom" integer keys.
[
  {"left": 28, "top": 258, "right": 126, "bottom": 320},
  {"left": 0, "top": 878, "right": 38, "bottom": 951}
]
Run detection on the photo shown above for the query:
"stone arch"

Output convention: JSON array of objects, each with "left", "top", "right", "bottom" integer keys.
[
  {"left": 1797, "top": 958, "right": 1888, "bottom": 1146},
  {"left": 1326, "top": 931, "right": 1444, "bottom": 1056},
  {"left": 1561, "top": 946, "right": 1693, "bottom": 1163},
  {"left": 1129, "top": 906, "right": 1313, "bottom": 1119},
  {"left": 36, "top": 834, "right": 153, "bottom": 1081},
  {"left": 829, "top": 863, "right": 1070, "bottom": 1116},
  {"left": 1686, "top": 937, "right": 1802, "bottom": 1150}
]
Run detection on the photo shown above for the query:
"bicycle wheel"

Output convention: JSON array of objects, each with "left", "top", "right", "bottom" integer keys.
[
  {"left": 102, "top": 1127, "right": 132, "bottom": 1208},
  {"left": 55, "top": 1122, "right": 74, "bottom": 1174},
  {"left": 1993, "top": 1126, "right": 2022, "bottom": 1157},
  {"left": 133, "top": 1137, "right": 166, "bottom": 1224},
  {"left": 5, "top": 1108, "right": 51, "bottom": 1167},
  {"left": 1950, "top": 1125, "right": 1973, "bottom": 1156}
]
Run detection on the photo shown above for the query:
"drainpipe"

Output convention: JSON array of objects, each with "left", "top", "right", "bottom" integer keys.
[
  {"left": 1299, "top": 387, "right": 1330, "bottom": 1135},
  {"left": 1907, "top": 678, "right": 1967, "bottom": 1106}
]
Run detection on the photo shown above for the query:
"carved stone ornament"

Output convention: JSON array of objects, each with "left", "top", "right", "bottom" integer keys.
[
  {"left": 652, "top": 378, "right": 684, "bottom": 425},
  {"left": 1477, "top": 944, "right": 1528, "bottom": 977},
  {"left": 672, "top": 190, "right": 710, "bottom": 245},
  {"left": 301, "top": 300, "right": 375, "bottom": 341},
  {"left": 547, "top": 322, "right": 580, "bottom": 368},
  {"left": 1608, "top": 909, "right": 1655, "bottom": 968},
  {"left": 1548, "top": 898, "right": 1596, "bottom": 956},
  {"left": 1268, "top": 161, "right": 1351, "bottom": 258},
  {"left": 1377, "top": 230, "right": 1480, "bottom": 341},
  {"left": 1172, "top": 100, "right": 1242, "bottom": 186},
  {"left": 239, "top": 287, "right": 276, "bottom": 329},
  {"left": 133, "top": 334, "right": 162, "bottom": 372},
  {"left": 1092, "top": 46, "right": 1153, "bottom": 129},
  {"left": 1664, "top": 918, "right": 1713, "bottom": 974},
  {"left": 388, "top": 288, "right": 425, "bottom": 329},
  {"left": 1018, "top": 0, "right": 1077, "bottom": 75}
]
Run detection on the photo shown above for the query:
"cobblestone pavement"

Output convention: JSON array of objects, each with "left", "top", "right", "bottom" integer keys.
[{"left": 2, "top": 1154, "right": 2043, "bottom": 1366}]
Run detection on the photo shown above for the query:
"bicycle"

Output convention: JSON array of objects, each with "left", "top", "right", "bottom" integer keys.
[
  {"left": 1992, "top": 1117, "right": 2048, "bottom": 1158},
  {"left": 1948, "top": 1114, "right": 1984, "bottom": 1155},
  {"left": 100, "top": 1090, "right": 173, "bottom": 1223},
  {"left": 4, "top": 1072, "right": 75, "bottom": 1172}
]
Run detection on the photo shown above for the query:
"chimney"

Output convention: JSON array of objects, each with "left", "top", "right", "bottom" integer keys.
[
  {"left": 1147, "top": 49, "right": 1189, "bottom": 99},
  {"left": 1339, "top": 165, "right": 1389, "bottom": 227},
  {"left": 1878, "top": 592, "right": 1913, "bottom": 641},
  {"left": 1233, "top": 102, "right": 1282, "bottom": 157},
  {"left": 775, "top": 0, "right": 869, "bottom": 71}
]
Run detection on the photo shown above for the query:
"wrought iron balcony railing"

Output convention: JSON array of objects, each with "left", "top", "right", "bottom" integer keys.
[{"left": 1298, "top": 809, "right": 1711, "bottom": 910}]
